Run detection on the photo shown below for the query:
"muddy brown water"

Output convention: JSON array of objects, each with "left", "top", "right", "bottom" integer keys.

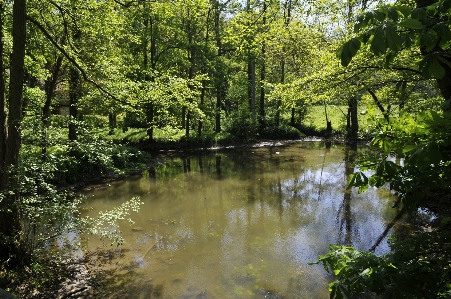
[{"left": 79, "top": 142, "right": 400, "bottom": 298}]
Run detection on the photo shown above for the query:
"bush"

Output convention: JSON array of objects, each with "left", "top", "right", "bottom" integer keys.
[
  {"left": 223, "top": 109, "right": 255, "bottom": 141},
  {"left": 259, "top": 125, "right": 305, "bottom": 139},
  {"left": 42, "top": 140, "right": 149, "bottom": 185}
]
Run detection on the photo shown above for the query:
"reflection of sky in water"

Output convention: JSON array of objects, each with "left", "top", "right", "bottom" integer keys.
[{"left": 80, "top": 143, "right": 400, "bottom": 298}]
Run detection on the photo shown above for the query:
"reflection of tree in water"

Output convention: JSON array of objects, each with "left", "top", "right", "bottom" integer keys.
[
  {"left": 337, "top": 142, "right": 358, "bottom": 246},
  {"left": 183, "top": 156, "right": 191, "bottom": 173}
]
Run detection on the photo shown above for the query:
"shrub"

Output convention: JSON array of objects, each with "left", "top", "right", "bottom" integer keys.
[{"left": 259, "top": 125, "right": 305, "bottom": 139}]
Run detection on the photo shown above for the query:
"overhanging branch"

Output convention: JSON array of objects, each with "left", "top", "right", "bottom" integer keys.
[{"left": 27, "top": 15, "right": 135, "bottom": 109}]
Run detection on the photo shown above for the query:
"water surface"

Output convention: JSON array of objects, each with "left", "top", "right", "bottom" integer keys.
[{"left": 81, "top": 142, "right": 400, "bottom": 298}]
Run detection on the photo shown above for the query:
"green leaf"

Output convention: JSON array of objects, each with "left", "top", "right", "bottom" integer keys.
[
  {"left": 411, "top": 8, "right": 427, "bottom": 20},
  {"left": 420, "top": 31, "right": 439, "bottom": 52},
  {"left": 385, "top": 25, "right": 402, "bottom": 52},
  {"left": 371, "top": 28, "right": 387, "bottom": 55},
  {"left": 399, "top": 18, "right": 423, "bottom": 29},
  {"left": 439, "top": 0, "right": 451, "bottom": 12},
  {"left": 385, "top": 51, "right": 396, "bottom": 67},
  {"left": 435, "top": 23, "right": 451, "bottom": 47},
  {"left": 375, "top": 10, "right": 386, "bottom": 22},
  {"left": 393, "top": 5, "right": 412, "bottom": 17},
  {"left": 339, "top": 38, "right": 361, "bottom": 67},
  {"left": 435, "top": 54, "right": 451, "bottom": 69},
  {"left": 420, "top": 55, "right": 446, "bottom": 79},
  {"left": 387, "top": 7, "right": 399, "bottom": 22},
  {"left": 402, "top": 144, "right": 417, "bottom": 153}
]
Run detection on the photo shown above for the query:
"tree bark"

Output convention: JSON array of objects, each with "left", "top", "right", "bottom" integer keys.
[
  {"left": 42, "top": 56, "right": 63, "bottom": 158},
  {"left": 368, "top": 89, "right": 389, "bottom": 122},
  {"left": 349, "top": 96, "right": 358, "bottom": 139},
  {"left": 0, "top": 0, "right": 27, "bottom": 267},
  {"left": 68, "top": 66, "right": 80, "bottom": 141},
  {"left": 108, "top": 113, "right": 117, "bottom": 135},
  {"left": 0, "top": 0, "right": 7, "bottom": 189},
  {"left": 144, "top": 16, "right": 155, "bottom": 141},
  {"left": 259, "top": 0, "right": 266, "bottom": 130},
  {"left": 214, "top": 0, "right": 223, "bottom": 133},
  {"left": 246, "top": 0, "right": 255, "bottom": 122},
  {"left": 248, "top": 58, "right": 256, "bottom": 118},
  {"left": 68, "top": 29, "right": 81, "bottom": 142}
]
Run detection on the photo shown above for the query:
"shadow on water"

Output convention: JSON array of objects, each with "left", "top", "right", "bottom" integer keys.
[{"left": 80, "top": 141, "right": 401, "bottom": 298}]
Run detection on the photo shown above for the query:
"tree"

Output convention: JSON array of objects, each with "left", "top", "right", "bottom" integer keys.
[
  {"left": 313, "top": 0, "right": 451, "bottom": 297},
  {"left": 0, "top": 0, "right": 28, "bottom": 267}
]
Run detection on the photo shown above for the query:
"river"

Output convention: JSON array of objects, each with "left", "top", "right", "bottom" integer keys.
[{"left": 79, "top": 141, "right": 401, "bottom": 298}]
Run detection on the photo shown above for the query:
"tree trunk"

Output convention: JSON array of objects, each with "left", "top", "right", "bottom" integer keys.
[
  {"left": 276, "top": 59, "right": 285, "bottom": 127},
  {"left": 214, "top": 0, "right": 223, "bottom": 133},
  {"left": 68, "top": 29, "right": 81, "bottom": 142},
  {"left": 246, "top": 0, "right": 255, "bottom": 122},
  {"left": 181, "top": 106, "right": 186, "bottom": 129},
  {"left": 143, "top": 16, "right": 155, "bottom": 141},
  {"left": 348, "top": 96, "right": 358, "bottom": 139},
  {"left": 198, "top": 87, "right": 205, "bottom": 137},
  {"left": 259, "top": 0, "right": 266, "bottom": 130},
  {"left": 68, "top": 66, "right": 80, "bottom": 141},
  {"left": 0, "top": 0, "right": 27, "bottom": 267},
  {"left": 42, "top": 56, "right": 63, "bottom": 158},
  {"left": 185, "top": 111, "right": 190, "bottom": 138},
  {"left": 248, "top": 58, "right": 256, "bottom": 119},
  {"left": 108, "top": 113, "right": 117, "bottom": 135},
  {"left": 0, "top": 0, "right": 7, "bottom": 189}
]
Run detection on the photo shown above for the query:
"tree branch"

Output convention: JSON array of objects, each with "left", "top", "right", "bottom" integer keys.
[
  {"left": 368, "top": 88, "right": 390, "bottom": 123},
  {"left": 27, "top": 15, "right": 135, "bottom": 109}
]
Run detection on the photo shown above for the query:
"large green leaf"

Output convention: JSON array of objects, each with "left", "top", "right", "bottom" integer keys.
[
  {"left": 339, "top": 38, "right": 361, "bottom": 67},
  {"left": 420, "top": 31, "right": 439, "bottom": 51},
  {"left": 385, "top": 25, "right": 402, "bottom": 51},
  {"left": 387, "top": 7, "right": 399, "bottom": 22},
  {"left": 392, "top": 5, "right": 412, "bottom": 18},
  {"left": 411, "top": 8, "right": 427, "bottom": 20},
  {"left": 420, "top": 55, "right": 446, "bottom": 79},
  {"left": 435, "top": 23, "right": 451, "bottom": 47},
  {"left": 399, "top": 18, "right": 423, "bottom": 29},
  {"left": 371, "top": 28, "right": 387, "bottom": 55}
]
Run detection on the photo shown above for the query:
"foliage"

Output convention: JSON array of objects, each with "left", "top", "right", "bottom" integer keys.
[
  {"left": 259, "top": 125, "right": 305, "bottom": 139},
  {"left": 223, "top": 108, "right": 256, "bottom": 141},
  {"left": 311, "top": 0, "right": 451, "bottom": 297},
  {"left": 339, "top": 0, "right": 451, "bottom": 81},
  {"left": 313, "top": 234, "right": 451, "bottom": 299}
]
